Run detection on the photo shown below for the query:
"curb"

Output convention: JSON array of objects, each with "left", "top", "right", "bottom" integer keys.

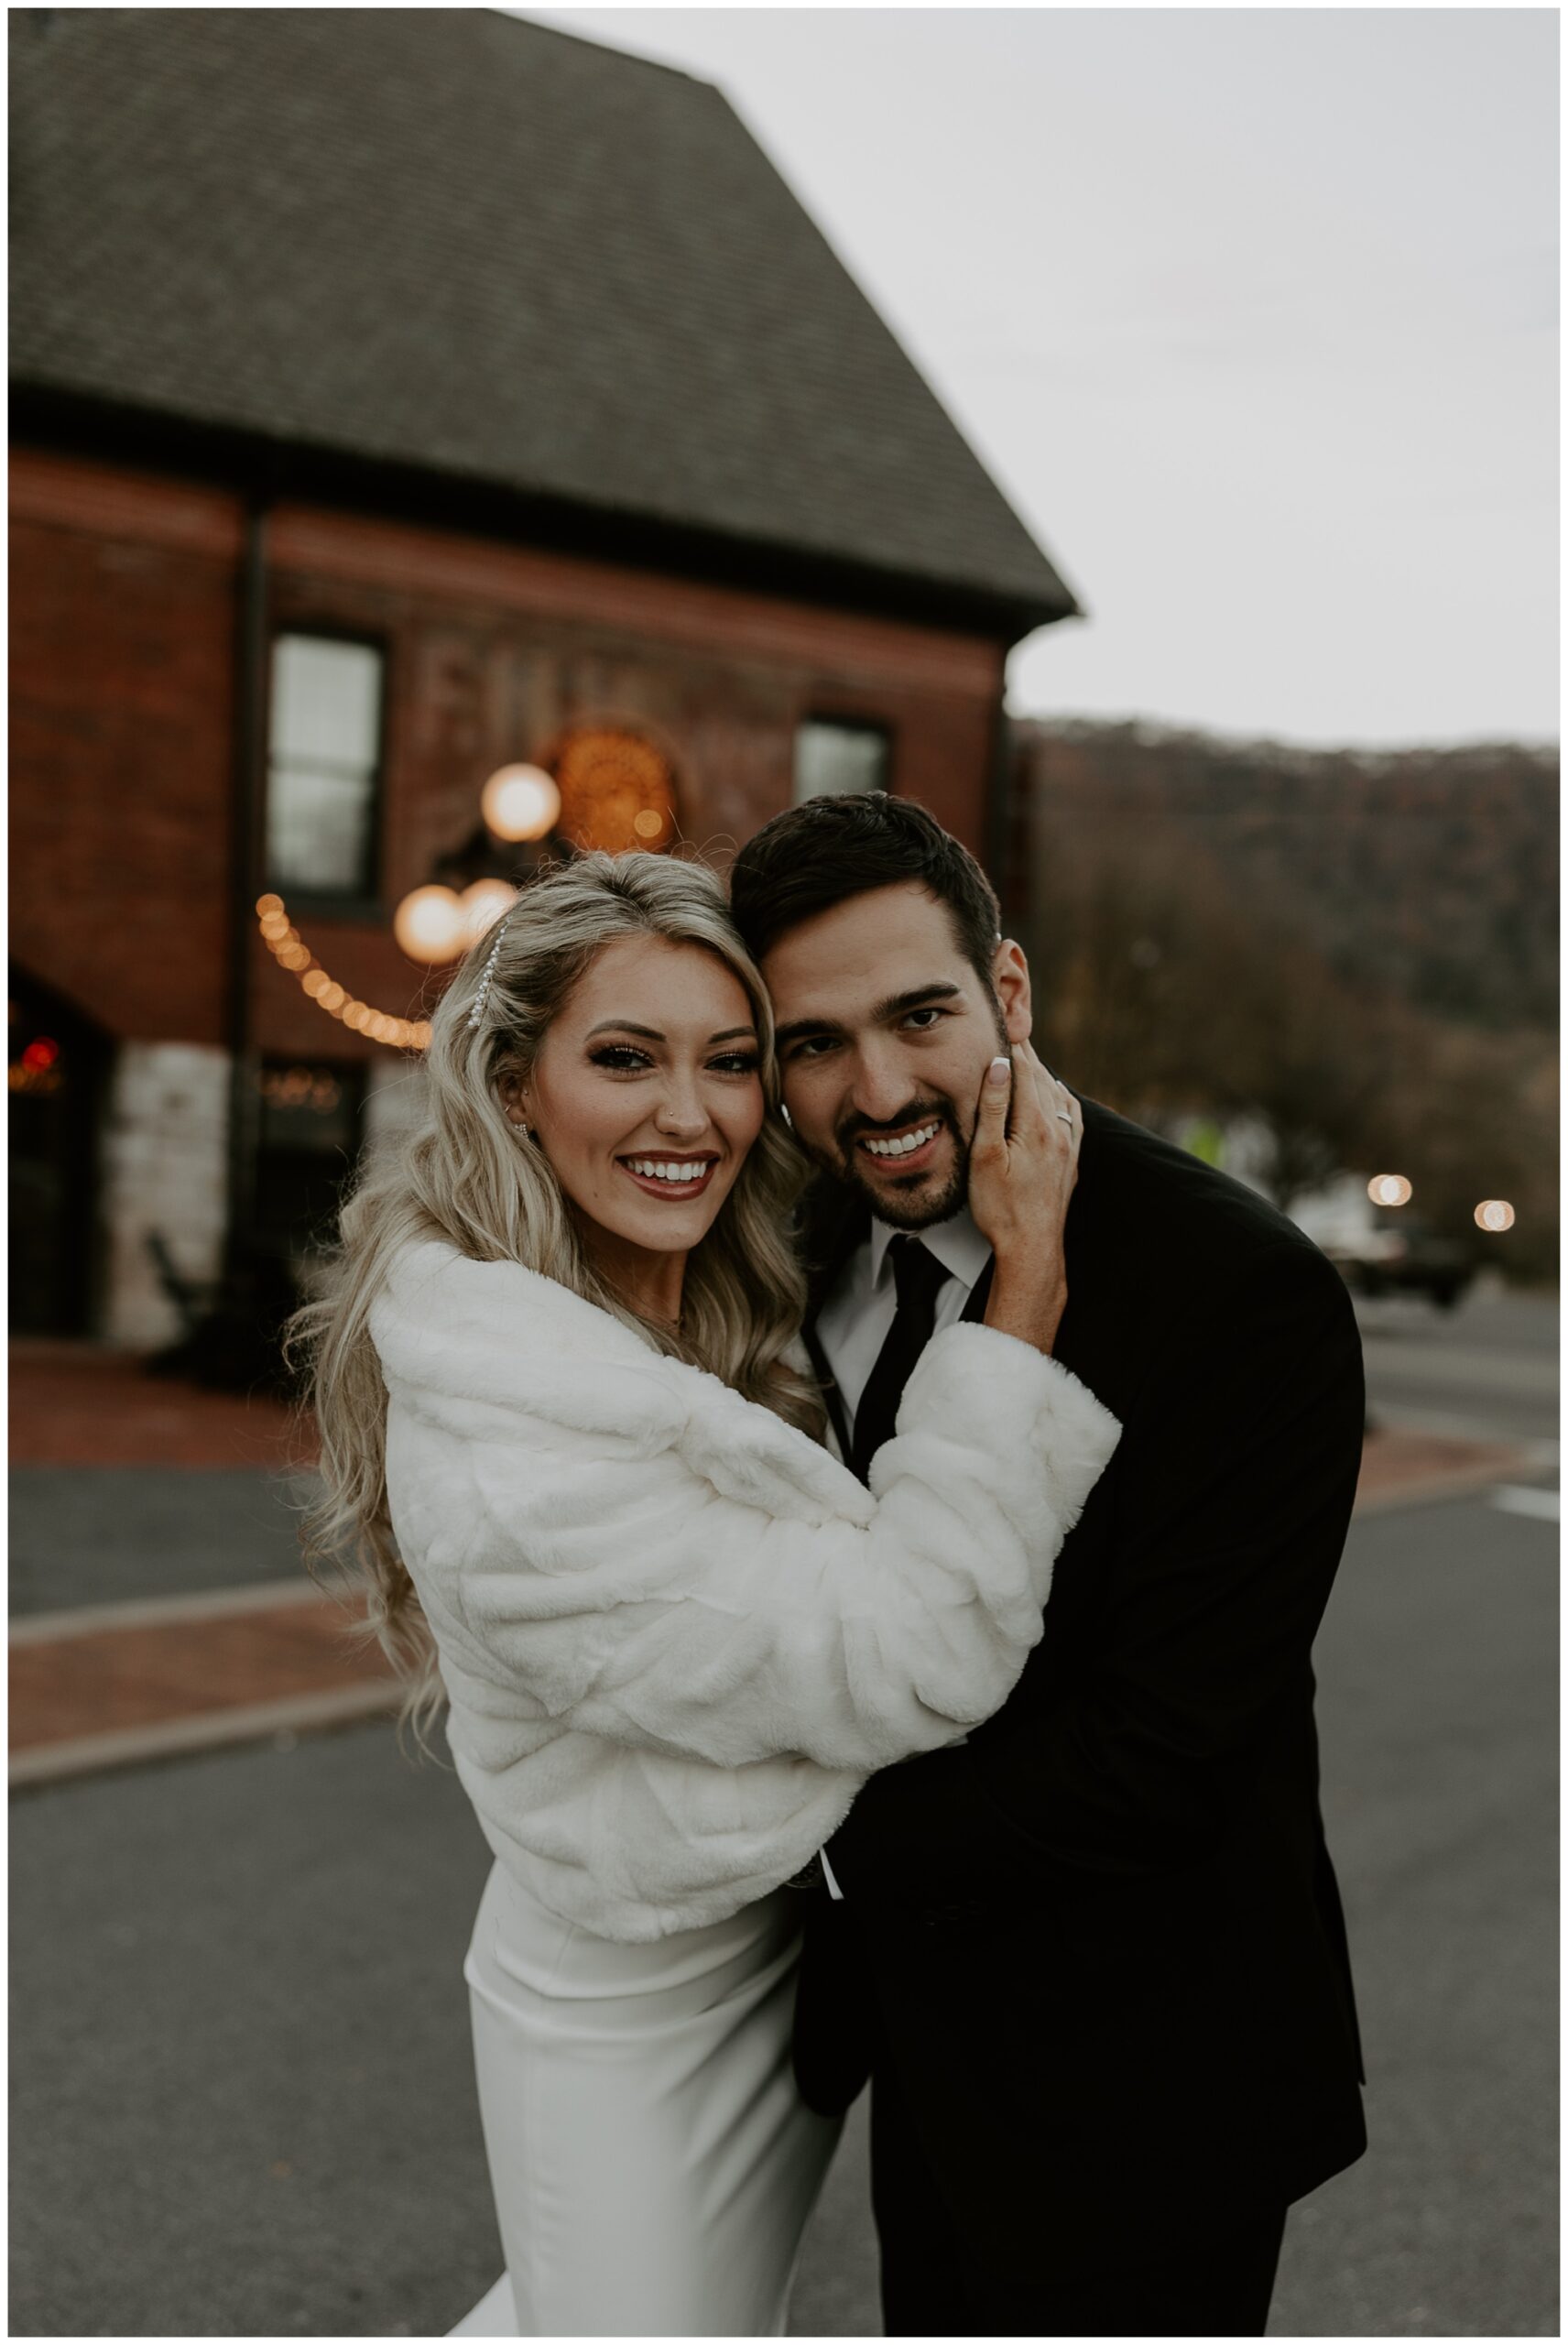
[
  {"left": 8, "top": 1577, "right": 328, "bottom": 1645},
  {"left": 8, "top": 1579, "right": 401, "bottom": 1792},
  {"left": 9, "top": 1679, "right": 403, "bottom": 1791},
  {"left": 1355, "top": 1458, "right": 1542, "bottom": 1517}
]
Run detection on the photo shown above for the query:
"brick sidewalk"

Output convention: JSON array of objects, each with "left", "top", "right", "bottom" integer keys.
[
  {"left": 9, "top": 1340, "right": 316, "bottom": 1470},
  {"left": 10, "top": 1588, "right": 397, "bottom": 1753},
  {"left": 1356, "top": 1423, "right": 1532, "bottom": 1512},
  {"left": 6, "top": 1343, "right": 1538, "bottom": 1788}
]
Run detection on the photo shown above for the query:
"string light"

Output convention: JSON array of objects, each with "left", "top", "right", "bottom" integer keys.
[{"left": 256, "top": 895, "right": 432, "bottom": 1052}]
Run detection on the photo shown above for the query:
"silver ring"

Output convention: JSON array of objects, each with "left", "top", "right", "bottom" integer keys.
[{"left": 1056, "top": 1111, "right": 1074, "bottom": 1125}]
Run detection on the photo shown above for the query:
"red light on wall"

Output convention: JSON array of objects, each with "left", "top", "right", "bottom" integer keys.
[{"left": 21, "top": 1037, "right": 60, "bottom": 1071}]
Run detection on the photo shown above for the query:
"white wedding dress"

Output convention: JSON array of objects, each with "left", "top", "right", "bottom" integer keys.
[{"left": 448, "top": 1860, "right": 842, "bottom": 2338}]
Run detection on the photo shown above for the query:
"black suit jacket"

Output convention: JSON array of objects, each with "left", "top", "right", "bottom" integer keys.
[{"left": 792, "top": 1097, "right": 1367, "bottom": 2266}]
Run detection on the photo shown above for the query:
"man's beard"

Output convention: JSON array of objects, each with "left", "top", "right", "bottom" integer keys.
[{"left": 816, "top": 1093, "right": 971, "bottom": 1230}]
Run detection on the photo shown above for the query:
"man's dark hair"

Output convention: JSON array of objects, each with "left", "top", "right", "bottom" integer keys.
[{"left": 728, "top": 793, "right": 1002, "bottom": 986}]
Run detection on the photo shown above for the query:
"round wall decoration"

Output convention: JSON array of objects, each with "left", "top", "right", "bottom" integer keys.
[{"left": 550, "top": 726, "right": 678, "bottom": 854}]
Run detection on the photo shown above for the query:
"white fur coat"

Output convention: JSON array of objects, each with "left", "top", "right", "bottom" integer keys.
[{"left": 370, "top": 1239, "right": 1120, "bottom": 1940}]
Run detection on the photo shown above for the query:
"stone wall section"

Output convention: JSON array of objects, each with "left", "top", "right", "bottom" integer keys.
[{"left": 99, "top": 1042, "right": 231, "bottom": 1347}]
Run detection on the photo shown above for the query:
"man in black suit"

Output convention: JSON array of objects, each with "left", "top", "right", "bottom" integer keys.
[{"left": 729, "top": 793, "right": 1367, "bottom": 2339}]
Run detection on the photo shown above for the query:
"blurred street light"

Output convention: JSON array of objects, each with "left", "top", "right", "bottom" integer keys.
[
  {"left": 1368, "top": 1174, "right": 1413, "bottom": 1207},
  {"left": 459, "top": 878, "right": 519, "bottom": 947},
  {"left": 1475, "top": 1200, "right": 1517, "bottom": 1233},
  {"left": 393, "top": 884, "right": 466, "bottom": 965},
  {"left": 481, "top": 763, "right": 561, "bottom": 842}
]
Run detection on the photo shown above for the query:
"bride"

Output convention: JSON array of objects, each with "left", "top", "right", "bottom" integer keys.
[{"left": 293, "top": 849, "right": 1117, "bottom": 2337}]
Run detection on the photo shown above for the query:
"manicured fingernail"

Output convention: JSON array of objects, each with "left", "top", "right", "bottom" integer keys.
[{"left": 987, "top": 1056, "right": 1011, "bottom": 1086}]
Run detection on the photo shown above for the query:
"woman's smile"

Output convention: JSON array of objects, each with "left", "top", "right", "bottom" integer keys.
[{"left": 616, "top": 1151, "right": 721, "bottom": 1198}]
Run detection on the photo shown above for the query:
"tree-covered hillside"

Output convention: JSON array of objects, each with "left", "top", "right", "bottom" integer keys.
[
  {"left": 1011, "top": 721, "right": 1557, "bottom": 1031},
  {"left": 1006, "top": 719, "right": 1558, "bottom": 1276}
]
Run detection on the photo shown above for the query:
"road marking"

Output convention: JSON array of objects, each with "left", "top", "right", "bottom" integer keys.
[{"left": 1489, "top": 1486, "right": 1560, "bottom": 1523}]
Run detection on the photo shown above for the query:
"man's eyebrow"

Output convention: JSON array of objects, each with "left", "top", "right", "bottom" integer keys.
[
  {"left": 870, "top": 981, "right": 964, "bottom": 1023},
  {"left": 773, "top": 983, "right": 964, "bottom": 1049},
  {"left": 583, "top": 1021, "right": 758, "bottom": 1043}
]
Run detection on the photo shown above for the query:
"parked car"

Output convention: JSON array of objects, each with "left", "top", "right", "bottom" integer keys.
[{"left": 1321, "top": 1209, "right": 1475, "bottom": 1309}]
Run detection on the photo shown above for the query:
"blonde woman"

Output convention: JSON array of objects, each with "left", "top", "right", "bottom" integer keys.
[{"left": 295, "top": 851, "right": 1117, "bottom": 2337}]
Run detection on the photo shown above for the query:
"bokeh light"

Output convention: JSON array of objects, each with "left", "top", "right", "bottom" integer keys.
[
  {"left": 459, "top": 878, "right": 519, "bottom": 947},
  {"left": 1367, "top": 1174, "right": 1413, "bottom": 1207},
  {"left": 481, "top": 764, "right": 561, "bottom": 842},
  {"left": 393, "top": 884, "right": 466, "bottom": 965},
  {"left": 1475, "top": 1200, "right": 1516, "bottom": 1233}
]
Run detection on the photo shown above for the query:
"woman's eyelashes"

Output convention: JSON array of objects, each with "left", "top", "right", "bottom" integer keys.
[{"left": 587, "top": 1044, "right": 759, "bottom": 1076}]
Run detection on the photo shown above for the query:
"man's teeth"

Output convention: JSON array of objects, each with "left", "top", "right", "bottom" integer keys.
[
  {"left": 626, "top": 1159, "right": 710, "bottom": 1183},
  {"left": 862, "top": 1122, "right": 940, "bottom": 1160}
]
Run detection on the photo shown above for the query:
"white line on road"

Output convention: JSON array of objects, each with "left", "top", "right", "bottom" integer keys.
[{"left": 1489, "top": 1486, "right": 1561, "bottom": 1523}]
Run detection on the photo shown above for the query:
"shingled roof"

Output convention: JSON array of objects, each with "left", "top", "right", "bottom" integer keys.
[{"left": 9, "top": 8, "right": 1078, "bottom": 628}]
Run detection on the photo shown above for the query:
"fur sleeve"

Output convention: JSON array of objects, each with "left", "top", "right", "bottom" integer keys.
[{"left": 375, "top": 1245, "right": 1120, "bottom": 1775}]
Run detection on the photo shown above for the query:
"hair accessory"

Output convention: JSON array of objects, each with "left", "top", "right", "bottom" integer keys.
[{"left": 467, "top": 911, "right": 517, "bottom": 1031}]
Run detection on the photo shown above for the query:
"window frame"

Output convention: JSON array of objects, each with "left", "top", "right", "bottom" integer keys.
[
  {"left": 262, "top": 625, "right": 391, "bottom": 920},
  {"left": 791, "top": 714, "right": 896, "bottom": 805}
]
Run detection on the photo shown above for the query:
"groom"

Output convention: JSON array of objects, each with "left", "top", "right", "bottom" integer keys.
[{"left": 728, "top": 793, "right": 1367, "bottom": 2339}]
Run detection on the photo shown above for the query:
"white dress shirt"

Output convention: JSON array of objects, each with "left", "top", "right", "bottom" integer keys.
[
  {"left": 811, "top": 1207, "right": 994, "bottom": 1897},
  {"left": 814, "top": 1206, "right": 994, "bottom": 1449}
]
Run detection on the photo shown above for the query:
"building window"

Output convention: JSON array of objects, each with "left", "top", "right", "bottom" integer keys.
[
  {"left": 792, "top": 718, "right": 891, "bottom": 804},
  {"left": 266, "top": 635, "right": 384, "bottom": 899}
]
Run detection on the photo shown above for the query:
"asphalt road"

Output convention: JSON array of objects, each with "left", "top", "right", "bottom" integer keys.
[
  {"left": 1354, "top": 1280, "right": 1559, "bottom": 1450},
  {"left": 9, "top": 1285, "right": 1557, "bottom": 2337}
]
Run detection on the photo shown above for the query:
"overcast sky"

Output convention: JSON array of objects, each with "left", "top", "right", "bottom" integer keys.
[{"left": 520, "top": 6, "right": 1557, "bottom": 747}]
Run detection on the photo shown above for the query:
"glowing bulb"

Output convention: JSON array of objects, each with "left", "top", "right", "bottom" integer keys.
[
  {"left": 482, "top": 764, "right": 561, "bottom": 843},
  {"left": 1475, "top": 1200, "right": 1516, "bottom": 1233},
  {"left": 1367, "top": 1174, "right": 1412, "bottom": 1208},
  {"left": 459, "top": 878, "right": 518, "bottom": 946},
  {"left": 394, "top": 884, "right": 466, "bottom": 965}
]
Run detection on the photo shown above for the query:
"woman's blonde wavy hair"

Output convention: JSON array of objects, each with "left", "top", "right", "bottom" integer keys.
[{"left": 289, "top": 850, "right": 822, "bottom": 1734}]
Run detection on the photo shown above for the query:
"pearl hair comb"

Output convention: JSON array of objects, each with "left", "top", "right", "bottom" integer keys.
[{"left": 467, "top": 911, "right": 517, "bottom": 1030}]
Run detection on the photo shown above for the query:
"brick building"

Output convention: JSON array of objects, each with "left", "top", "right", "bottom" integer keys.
[{"left": 9, "top": 8, "right": 1078, "bottom": 1342}]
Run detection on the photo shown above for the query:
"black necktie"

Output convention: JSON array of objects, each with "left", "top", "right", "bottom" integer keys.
[{"left": 849, "top": 1236, "right": 952, "bottom": 1483}]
